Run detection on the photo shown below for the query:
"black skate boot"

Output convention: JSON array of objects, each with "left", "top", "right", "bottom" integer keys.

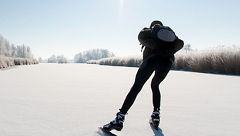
[
  {"left": 149, "top": 111, "right": 160, "bottom": 130},
  {"left": 102, "top": 112, "right": 125, "bottom": 132}
]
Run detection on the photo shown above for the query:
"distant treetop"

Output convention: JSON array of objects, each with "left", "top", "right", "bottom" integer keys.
[{"left": 74, "top": 49, "right": 115, "bottom": 63}]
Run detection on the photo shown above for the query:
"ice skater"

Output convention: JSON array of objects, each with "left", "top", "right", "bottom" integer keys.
[{"left": 102, "top": 20, "right": 184, "bottom": 131}]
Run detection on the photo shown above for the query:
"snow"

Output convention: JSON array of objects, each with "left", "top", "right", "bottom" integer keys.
[{"left": 0, "top": 63, "right": 240, "bottom": 136}]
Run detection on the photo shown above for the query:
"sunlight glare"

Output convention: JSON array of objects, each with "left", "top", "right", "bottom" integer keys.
[{"left": 120, "top": 0, "right": 124, "bottom": 8}]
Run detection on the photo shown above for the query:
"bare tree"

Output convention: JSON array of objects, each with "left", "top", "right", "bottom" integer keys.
[{"left": 183, "top": 44, "right": 193, "bottom": 51}]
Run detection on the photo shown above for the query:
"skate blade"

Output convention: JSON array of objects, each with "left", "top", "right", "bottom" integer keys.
[{"left": 98, "top": 127, "right": 117, "bottom": 136}]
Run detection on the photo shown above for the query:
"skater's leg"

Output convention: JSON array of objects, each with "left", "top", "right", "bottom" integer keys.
[
  {"left": 150, "top": 59, "right": 173, "bottom": 129},
  {"left": 103, "top": 58, "right": 156, "bottom": 131},
  {"left": 151, "top": 59, "right": 173, "bottom": 111},
  {"left": 103, "top": 59, "right": 155, "bottom": 131},
  {"left": 120, "top": 59, "right": 155, "bottom": 114}
]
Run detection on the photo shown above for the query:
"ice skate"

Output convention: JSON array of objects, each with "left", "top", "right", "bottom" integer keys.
[
  {"left": 149, "top": 111, "right": 160, "bottom": 130},
  {"left": 102, "top": 112, "right": 125, "bottom": 132}
]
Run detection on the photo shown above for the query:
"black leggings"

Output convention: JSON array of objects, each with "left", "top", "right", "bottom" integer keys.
[{"left": 120, "top": 56, "right": 173, "bottom": 114}]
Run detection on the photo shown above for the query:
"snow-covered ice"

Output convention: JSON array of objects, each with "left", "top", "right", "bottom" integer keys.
[{"left": 0, "top": 63, "right": 240, "bottom": 136}]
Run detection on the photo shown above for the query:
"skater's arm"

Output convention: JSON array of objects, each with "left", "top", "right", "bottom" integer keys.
[
  {"left": 138, "top": 28, "right": 158, "bottom": 49},
  {"left": 173, "top": 37, "right": 184, "bottom": 53}
]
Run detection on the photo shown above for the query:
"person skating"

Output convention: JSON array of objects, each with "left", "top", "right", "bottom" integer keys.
[{"left": 102, "top": 20, "right": 184, "bottom": 131}]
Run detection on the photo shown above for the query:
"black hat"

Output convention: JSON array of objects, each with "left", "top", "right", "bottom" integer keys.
[{"left": 150, "top": 20, "right": 163, "bottom": 28}]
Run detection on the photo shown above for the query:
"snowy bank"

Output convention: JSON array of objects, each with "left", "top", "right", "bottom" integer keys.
[
  {"left": 87, "top": 47, "right": 240, "bottom": 75},
  {"left": 0, "top": 55, "right": 38, "bottom": 69}
]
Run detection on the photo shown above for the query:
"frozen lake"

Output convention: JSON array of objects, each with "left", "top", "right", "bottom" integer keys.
[{"left": 0, "top": 63, "right": 240, "bottom": 136}]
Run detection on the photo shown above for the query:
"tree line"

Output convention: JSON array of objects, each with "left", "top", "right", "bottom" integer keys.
[
  {"left": 74, "top": 49, "right": 115, "bottom": 63},
  {"left": 0, "top": 35, "right": 33, "bottom": 58},
  {"left": 47, "top": 55, "right": 68, "bottom": 63}
]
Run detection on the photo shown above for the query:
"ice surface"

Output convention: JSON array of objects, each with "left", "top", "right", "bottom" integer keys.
[{"left": 0, "top": 64, "right": 240, "bottom": 136}]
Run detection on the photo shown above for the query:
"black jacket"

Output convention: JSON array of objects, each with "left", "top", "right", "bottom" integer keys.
[{"left": 138, "top": 27, "right": 184, "bottom": 61}]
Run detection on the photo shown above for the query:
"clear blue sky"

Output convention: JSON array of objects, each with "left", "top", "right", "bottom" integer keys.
[{"left": 0, "top": 0, "right": 240, "bottom": 59}]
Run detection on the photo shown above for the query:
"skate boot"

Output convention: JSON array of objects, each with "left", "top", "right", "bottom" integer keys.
[
  {"left": 149, "top": 111, "right": 160, "bottom": 130},
  {"left": 103, "top": 112, "right": 125, "bottom": 131}
]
